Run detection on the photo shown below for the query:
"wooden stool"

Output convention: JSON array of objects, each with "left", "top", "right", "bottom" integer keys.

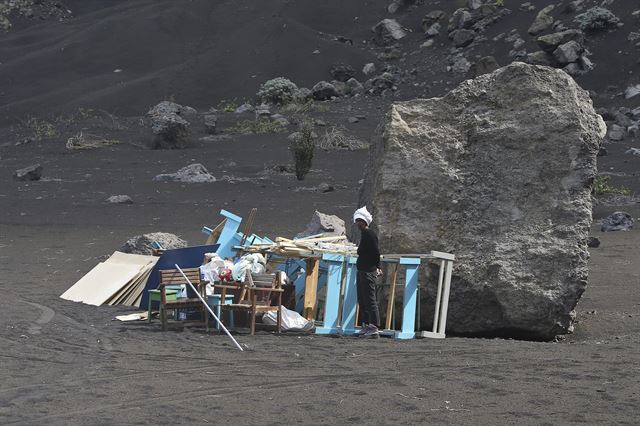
[{"left": 147, "top": 288, "right": 179, "bottom": 322}]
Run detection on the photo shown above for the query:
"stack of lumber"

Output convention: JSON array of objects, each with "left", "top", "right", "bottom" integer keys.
[
  {"left": 240, "top": 234, "right": 358, "bottom": 257},
  {"left": 60, "top": 251, "right": 158, "bottom": 307}
]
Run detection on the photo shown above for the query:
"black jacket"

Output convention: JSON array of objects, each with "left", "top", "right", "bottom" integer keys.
[{"left": 357, "top": 228, "right": 381, "bottom": 272}]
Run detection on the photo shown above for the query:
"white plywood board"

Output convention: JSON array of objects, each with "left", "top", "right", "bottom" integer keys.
[{"left": 61, "top": 262, "right": 144, "bottom": 306}]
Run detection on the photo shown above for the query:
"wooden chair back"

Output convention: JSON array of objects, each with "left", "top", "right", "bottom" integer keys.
[{"left": 159, "top": 268, "right": 202, "bottom": 298}]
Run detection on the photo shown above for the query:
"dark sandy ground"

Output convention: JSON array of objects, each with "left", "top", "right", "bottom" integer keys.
[
  {"left": 1, "top": 132, "right": 639, "bottom": 425},
  {"left": 1, "top": 0, "right": 640, "bottom": 424}
]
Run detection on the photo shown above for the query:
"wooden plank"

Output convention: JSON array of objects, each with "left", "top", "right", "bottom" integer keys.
[
  {"left": 205, "top": 219, "right": 227, "bottom": 245},
  {"left": 303, "top": 258, "right": 320, "bottom": 320},
  {"left": 385, "top": 264, "right": 399, "bottom": 330}
]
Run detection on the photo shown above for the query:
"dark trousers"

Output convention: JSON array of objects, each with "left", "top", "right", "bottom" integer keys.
[{"left": 356, "top": 270, "right": 380, "bottom": 328}]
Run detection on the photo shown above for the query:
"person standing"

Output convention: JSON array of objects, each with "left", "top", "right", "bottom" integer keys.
[{"left": 353, "top": 206, "right": 382, "bottom": 338}]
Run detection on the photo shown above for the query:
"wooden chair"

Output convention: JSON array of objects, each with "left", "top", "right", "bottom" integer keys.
[
  {"left": 158, "top": 268, "right": 208, "bottom": 331},
  {"left": 217, "top": 271, "right": 283, "bottom": 335}
]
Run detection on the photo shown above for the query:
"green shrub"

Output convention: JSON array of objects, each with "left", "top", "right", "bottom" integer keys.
[
  {"left": 593, "top": 175, "right": 631, "bottom": 196},
  {"left": 575, "top": 7, "right": 620, "bottom": 32},
  {"left": 290, "top": 122, "right": 315, "bottom": 180},
  {"left": 257, "top": 77, "right": 299, "bottom": 105}
]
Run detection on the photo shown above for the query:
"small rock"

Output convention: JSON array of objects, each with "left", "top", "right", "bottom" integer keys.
[
  {"left": 601, "top": 212, "right": 634, "bottom": 232},
  {"left": 371, "top": 19, "right": 407, "bottom": 46},
  {"left": 587, "top": 236, "right": 600, "bottom": 248},
  {"left": 153, "top": 163, "right": 216, "bottom": 183},
  {"left": 528, "top": 5, "right": 555, "bottom": 35},
  {"left": 450, "top": 29, "right": 476, "bottom": 48},
  {"left": 625, "top": 148, "right": 640, "bottom": 156},
  {"left": 537, "top": 29, "right": 585, "bottom": 53},
  {"left": 449, "top": 9, "right": 473, "bottom": 31},
  {"left": 317, "top": 182, "right": 335, "bottom": 193},
  {"left": 362, "top": 63, "right": 376, "bottom": 76},
  {"left": 13, "top": 164, "right": 42, "bottom": 181},
  {"left": 348, "top": 117, "right": 359, "bottom": 124},
  {"left": 607, "top": 124, "right": 625, "bottom": 141},
  {"left": 204, "top": 114, "right": 217, "bottom": 134},
  {"left": 107, "top": 195, "right": 133, "bottom": 204},
  {"left": 312, "top": 81, "right": 339, "bottom": 100},
  {"left": 553, "top": 40, "right": 584, "bottom": 65},
  {"left": 330, "top": 63, "right": 356, "bottom": 82},
  {"left": 422, "top": 10, "right": 446, "bottom": 30},
  {"left": 421, "top": 39, "right": 435, "bottom": 48},
  {"left": 255, "top": 104, "right": 272, "bottom": 117},
  {"left": 624, "top": 85, "right": 640, "bottom": 99},
  {"left": 346, "top": 78, "right": 365, "bottom": 95},
  {"left": 469, "top": 56, "right": 499, "bottom": 77},
  {"left": 295, "top": 210, "right": 345, "bottom": 238},
  {"left": 424, "top": 22, "right": 441, "bottom": 38},
  {"left": 234, "top": 103, "right": 254, "bottom": 114}
]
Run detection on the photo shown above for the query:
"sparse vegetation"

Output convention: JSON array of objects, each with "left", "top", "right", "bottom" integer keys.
[
  {"left": 257, "top": 77, "right": 299, "bottom": 105},
  {"left": 290, "top": 121, "right": 315, "bottom": 180},
  {"left": 65, "top": 132, "right": 121, "bottom": 150},
  {"left": 217, "top": 97, "right": 249, "bottom": 113},
  {"left": 318, "top": 126, "right": 369, "bottom": 151},
  {"left": 593, "top": 175, "right": 631, "bottom": 196},
  {"left": 494, "top": 0, "right": 505, "bottom": 7},
  {"left": 225, "top": 118, "right": 286, "bottom": 135},
  {"left": 21, "top": 116, "right": 57, "bottom": 141}
]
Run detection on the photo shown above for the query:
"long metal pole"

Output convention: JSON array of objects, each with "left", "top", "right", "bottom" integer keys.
[{"left": 175, "top": 264, "right": 244, "bottom": 352}]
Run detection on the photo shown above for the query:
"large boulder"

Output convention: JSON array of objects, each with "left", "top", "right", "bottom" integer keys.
[
  {"left": 147, "top": 101, "right": 193, "bottom": 149},
  {"left": 120, "top": 232, "right": 187, "bottom": 255},
  {"left": 360, "top": 62, "right": 606, "bottom": 339},
  {"left": 295, "top": 211, "right": 346, "bottom": 239}
]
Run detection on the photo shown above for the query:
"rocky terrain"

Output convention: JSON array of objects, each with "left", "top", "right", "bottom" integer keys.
[{"left": 0, "top": 0, "right": 639, "bottom": 424}]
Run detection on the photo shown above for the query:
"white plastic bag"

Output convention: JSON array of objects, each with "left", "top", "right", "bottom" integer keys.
[{"left": 262, "top": 306, "right": 314, "bottom": 332}]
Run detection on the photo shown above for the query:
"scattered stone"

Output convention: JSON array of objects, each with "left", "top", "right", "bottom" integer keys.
[
  {"left": 601, "top": 212, "right": 634, "bottom": 232},
  {"left": 346, "top": 78, "right": 365, "bottom": 95},
  {"left": 587, "top": 236, "right": 600, "bottom": 248},
  {"left": 450, "top": 29, "right": 476, "bottom": 48},
  {"left": 625, "top": 148, "right": 640, "bottom": 156},
  {"left": 422, "top": 10, "right": 446, "bottom": 30},
  {"left": 360, "top": 62, "right": 606, "bottom": 339},
  {"left": 362, "top": 63, "right": 376, "bottom": 76},
  {"left": 528, "top": 5, "right": 555, "bottom": 35},
  {"left": 469, "top": 56, "right": 499, "bottom": 77},
  {"left": 449, "top": 8, "right": 473, "bottom": 32},
  {"left": 449, "top": 54, "right": 471, "bottom": 74},
  {"left": 13, "top": 164, "right": 43, "bottom": 181},
  {"left": 608, "top": 124, "right": 625, "bottom": 141},
  {"left": 424, "top": 23, "right": 441, "bottom": 38},
  {"left": 624, "top": 85, "right": 640, "bottom": 99},
  {"left": 467, "top": 0, "right": 482, "bottom": 10},
  {"left": 147, "top": 101, "right": 191, "bottom": 149},
  {"left": 526, "top": 50, "right": 554, "bottom": 66},
  {"left": 371, "top": 19, "right": 407, "bottom": 46},
  {"left": 330, "top": 63, "right": 356, "bottom": 82},
  {"left": 553, "top": 40, "right": 584, "bottom": 65},
  {"left": 107, "top": 195, "right": 133, "bottom": 204},
  {"left": 421, "top": 39, "right": 435, "bottom": 48},
  {"left": 121, "top": 232, "right": 187, "bottom": 255},
  {"left": 204, "top": 114, "right": 217, "bottom": 134},
  {"left": 537, "top": 29, "right": 584, "bottom": 53},
  {"left": 575, "top": 6, "right": 620, "bottom": 32},
  {"left": 312, "top": 81, "right": 339, "bottom": 100},
  {"left": 152, "top": 163, "right": 216, "bottom": 183},
  {"left": 317, "top": 182, "right": 335, "bottom": 193},
  {"left": 295, "top": 210, "right": 346, "bottom": 238},
  {"left": 364, "top": 72, "right": 396, "bottom": 95},
  {"left": 348, "top": 117, "right": 360, "bottom": 124},
  {"left": 520, "top": 2, "right": 536, "bottom": 12}
]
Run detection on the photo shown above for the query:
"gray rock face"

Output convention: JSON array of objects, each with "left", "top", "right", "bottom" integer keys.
[
  {"left": 13, "top": 164, "right": 43, "bottom": 181},
  {"left": 371, "top": 19, "right": 407, "bottom": 46},
  {"left": 106, "top": 195, "right": 133, "bottom": 204},
  {"left": 153, "top": 163, "right": 216, "bottom": 183},
  {"left": 120, "top": 232, "right": 188, "bottom": 255},
  {"left": 574, "top": 6, "right": 620, "bottom": 32},
  {"left": 601, "top": 212, "right": 634, "bottom": 232},
  {"left": 295, "top": 211, "right": 346, "bottom": 239},
  {"left": 147, "top": 101, "right": 192, "bottom": 149},
  {"left": 360, "top": 62, "right": 606, "bottom": 339},
  {"left": 312, "top": 81, "right": 339, "bottom": 100}
]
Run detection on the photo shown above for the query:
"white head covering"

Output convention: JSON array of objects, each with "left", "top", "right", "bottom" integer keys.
[{"left": 353, "top": 206, "right": 373, "bottom": 225}]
